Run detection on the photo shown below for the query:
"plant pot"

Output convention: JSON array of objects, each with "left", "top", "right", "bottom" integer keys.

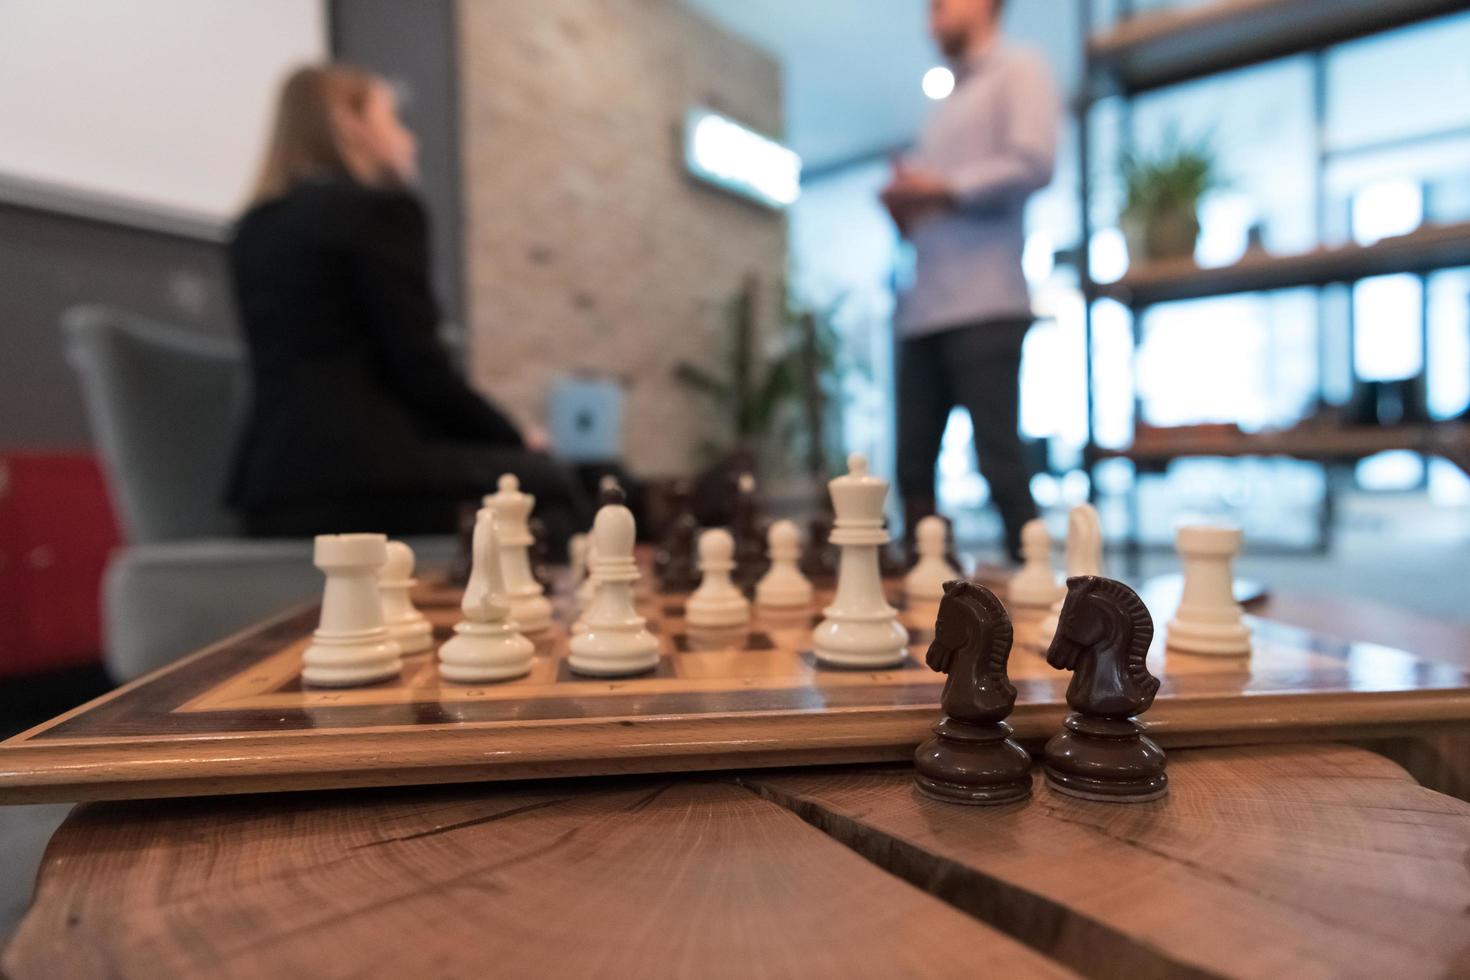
[{"left": 1121, "top": 206, "right": 1200, "bottom": 264}]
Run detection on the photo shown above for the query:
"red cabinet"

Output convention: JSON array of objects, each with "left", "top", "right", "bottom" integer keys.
[{"left": 0, "top": 454, "right": 120, "bottom": 678}]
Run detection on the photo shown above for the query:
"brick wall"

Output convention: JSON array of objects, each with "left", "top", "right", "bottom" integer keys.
[{"left": 456, "top": 0, "right": 786, "bottom": 476}]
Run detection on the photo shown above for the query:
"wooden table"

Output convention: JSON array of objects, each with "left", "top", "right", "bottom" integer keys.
[
  {"left": 5, "top": 744, "right": 1470, "bottom": 979},
  {"left": 7, "top": 589, "right": 1470, "bottom": 977}
]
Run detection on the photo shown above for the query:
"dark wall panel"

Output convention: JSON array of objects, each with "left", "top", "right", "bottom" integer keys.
[
  {"left": 329, "top": 0, "right": 464, "bottom": 326},
  {"left": 0, "top": 203, "right": 232, "bottom": 449}
]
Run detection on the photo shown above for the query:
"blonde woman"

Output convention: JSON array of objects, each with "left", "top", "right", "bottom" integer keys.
[{"left": 229, "top": 65, "right": 586, "bottom": 544}]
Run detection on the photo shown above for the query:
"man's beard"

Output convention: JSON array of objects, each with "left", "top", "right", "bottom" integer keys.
[{"left": 936, "top": 29, "right": 966, "bottom": 60}]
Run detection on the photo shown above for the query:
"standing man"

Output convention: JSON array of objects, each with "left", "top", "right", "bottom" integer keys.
[{"left": 882, "top": 0, "right": 1058, "bottom": 562}]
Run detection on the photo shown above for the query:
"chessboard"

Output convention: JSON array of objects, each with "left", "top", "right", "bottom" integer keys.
[{"left": 3, "top": 571, "right": 1469, "bottom": 804}]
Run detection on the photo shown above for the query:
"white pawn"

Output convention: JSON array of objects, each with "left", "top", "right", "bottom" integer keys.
[
  {"left": 755, "top": 520, "right": 813, "bottom": 610},
  {"left": 813, "top": 453, "right": 909, "bottom": 668},
  {"left": 438, "top": 508, "right": 535, "bottom": 683},
  {"left": 1167, "top": 525, "right": 1252, "bottom": 656},
  {"left": 1038, "top": 504, "right": 1103, "bottom": 647},
  {"left": 687, "top": 528, "right": 751, "bottom": 628},
  {"left": 904, "top": 515, "right": 958, "bottom": 603},
  {"left": 303, "top": 534, "right": 403, "bottom": 687},
  {"left": 1009, "top": 519, "right": 1063, "bottom": 608},
  {"left": 485, "top": 474, "right": 552, "bottom": 634},
  {"left": 378, "top": 540, "right": 433, "bottom": 653},
  {"left": 568, "top": 502, "right": 660, "bottom": 677}
]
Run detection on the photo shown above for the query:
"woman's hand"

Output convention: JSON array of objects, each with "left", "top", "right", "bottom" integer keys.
[{"left": 523, "top": 423, "right": 552, "bottom": 453}]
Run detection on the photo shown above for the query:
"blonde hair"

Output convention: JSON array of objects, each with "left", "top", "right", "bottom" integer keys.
[{"left": 248, "top": 64, "right": 378, "bottom": 206}]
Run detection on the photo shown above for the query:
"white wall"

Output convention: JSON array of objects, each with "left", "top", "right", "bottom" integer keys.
[{"left": 0, "top": 0, "right": 326, "bottom": 221}]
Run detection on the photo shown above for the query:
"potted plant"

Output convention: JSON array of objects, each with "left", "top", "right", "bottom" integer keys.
[
  {"left": 1119, "top": 129, "right": 1220, "bottom": 263},
  {"left": 672, "top": 276, "right": 857, "bottom": 520}
]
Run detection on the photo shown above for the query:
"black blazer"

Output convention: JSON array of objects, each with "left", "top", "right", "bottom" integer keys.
[{"left": 228, "top": 180, "right": 522, "bottom": 509}]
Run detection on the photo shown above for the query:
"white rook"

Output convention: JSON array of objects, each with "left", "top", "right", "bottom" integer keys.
[
  {"left": 303, "top": 533, "right": 403, "bottom": 688},
  {"left": 1167, "top": 525, "right": 1252, "bottom": 656}
]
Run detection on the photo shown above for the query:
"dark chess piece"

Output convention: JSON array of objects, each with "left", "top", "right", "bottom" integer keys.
[
  {"left": 801, "top": 513, "right": 837, "bottom": 585},
  {"left": 448, "top": 501, "right": 479, "bottom": 587},
  {"left": 731, "top": 472, "right": 767, "bottom": 593},
  {"left": 1042, "top": 575, "right": 1168, "bottom": 803},
  {"left": 598, "top": 476, "right": 626, "bottom": 507},
  {"left": 655, "top": 498, "right": 701, "bottom": 593},
  {"left": 527, "top": 516, "right": 555, "bottom": 592},
  {"left": 913, "top": 580, "right": 1032, "bottom": 805}
]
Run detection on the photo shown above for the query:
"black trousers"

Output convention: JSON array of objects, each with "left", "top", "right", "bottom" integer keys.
[{"left": 896, "top": 317, "right": 1037, "bottom": 560}]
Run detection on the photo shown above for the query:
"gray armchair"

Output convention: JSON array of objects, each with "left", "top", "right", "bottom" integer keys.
[{"left": 63, "top": 307, "right": 453, "bottom": 680}]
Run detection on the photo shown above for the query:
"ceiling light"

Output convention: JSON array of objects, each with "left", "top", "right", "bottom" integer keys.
[{"left": 923, "top": 66, "right": 955, "bottom": 100}]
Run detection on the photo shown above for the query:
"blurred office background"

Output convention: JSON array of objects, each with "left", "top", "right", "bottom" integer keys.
[{"left": 3, "top": 0, "right": 1470, "bottom": 715}]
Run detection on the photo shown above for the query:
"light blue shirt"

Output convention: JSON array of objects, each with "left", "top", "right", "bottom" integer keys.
[{"left": 897, "top": 42, "right": 1059, "bottom": 337}]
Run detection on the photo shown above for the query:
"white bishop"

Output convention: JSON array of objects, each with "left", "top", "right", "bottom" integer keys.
[{"left": 438, "top": 508, "right": 535, "bottom": 683}]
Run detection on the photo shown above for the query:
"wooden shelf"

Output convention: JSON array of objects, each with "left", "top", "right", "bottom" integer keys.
[
  {"left": 1099, "top": 422, "right": 1470, "bottom": 474},
  {"left": 1097, "top": 221, "right": 1470, "bottom": 307},
  {"left": 1088, "top": 0, "right": 1470, "bottom": 96}
]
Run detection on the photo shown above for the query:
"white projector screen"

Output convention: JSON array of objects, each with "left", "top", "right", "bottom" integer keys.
[{"left": 0, "top": 0, "right": 327, "bottom": 222}]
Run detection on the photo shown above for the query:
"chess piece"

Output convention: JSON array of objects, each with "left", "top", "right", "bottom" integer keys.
[
  {"left": 569, "top": 532, "right": 590, "bottom": 593},
  {"left": 904, "top": 515, "right": 958, "bottom": 603},
  {"left": 800, "top": 512, "right": 838, "bottom": 584},
  {"left": 302, "top": 534, "right": 403, "bottom": 687},
  {"left": 1038, "top": 504, "right": 1102, "bottom": 646},
  {"left": 485, "top": 474, "right": 553, "bottom": 634},
  {"left": 1008, "top": 519, "right": 1062, "bottom": 608},
  {"left": 1167, "top": 525, "right": 1252, "bottom": 656},
  {"left": 576, "top": 540, "right": 600, "bottom": 611},
  {"left": 687, "top": 528, "right": 751, "bottom": 629},
  {"left": 914, "top": 580, "right": 1032, "bottom": 805},
  {"left": 527, "top": 516, "right": 555, "bottom": 592},
  {"left": 568, "top": 501, "right": 660, "bottom": 676},
  {"left": 438, "top": 509, "right": 535, "bottom": 683},
  {"left": 598, "top": 475, "right": 625, "bottom": 507},
  {"left": 731, "top": 472, "right": 767, "bottom": 592},
  {"left": 448, "top": 501, "right": 479, "bottom": 587},
  {"left": 655, "top": 480, "right": 701, "bottom": 592},
  {"left": 755, "top": 519, "right": 814, "bottom": 610},
  {"left": 1043, "top": 575, "right": 1167, "bottom": 803},
  {"left": 378, "top": 541, "right": 433, "bottom": 654},
  {"left": 813, "top": 454, "right": 909, "bottom": 668}
]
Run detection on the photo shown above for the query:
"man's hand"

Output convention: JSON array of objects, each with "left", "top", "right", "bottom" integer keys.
[{"left": 880, "top": 163, "right": 954, "bottom": 235}]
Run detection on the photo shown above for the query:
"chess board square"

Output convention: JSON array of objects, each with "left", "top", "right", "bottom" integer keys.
[
  {"left": 676, "top": 648, "right": 809, "bottom": 680},
  {"left": 671, "top": 630, "right": 776, "bottom": 653}
]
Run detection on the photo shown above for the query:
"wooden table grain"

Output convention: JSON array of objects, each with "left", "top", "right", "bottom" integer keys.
[{"left": 6, "top": 744, "right": 1470, "bottom": 980}]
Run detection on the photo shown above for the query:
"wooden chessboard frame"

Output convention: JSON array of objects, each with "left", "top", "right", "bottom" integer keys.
[{"left": 2, "top": 577, "right": 1469, "bottom": 803}]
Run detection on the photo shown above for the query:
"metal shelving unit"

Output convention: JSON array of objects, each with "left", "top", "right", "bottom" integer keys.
[{"left": 1074, "top": 0, "right": 1470, "bottom": 568}]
